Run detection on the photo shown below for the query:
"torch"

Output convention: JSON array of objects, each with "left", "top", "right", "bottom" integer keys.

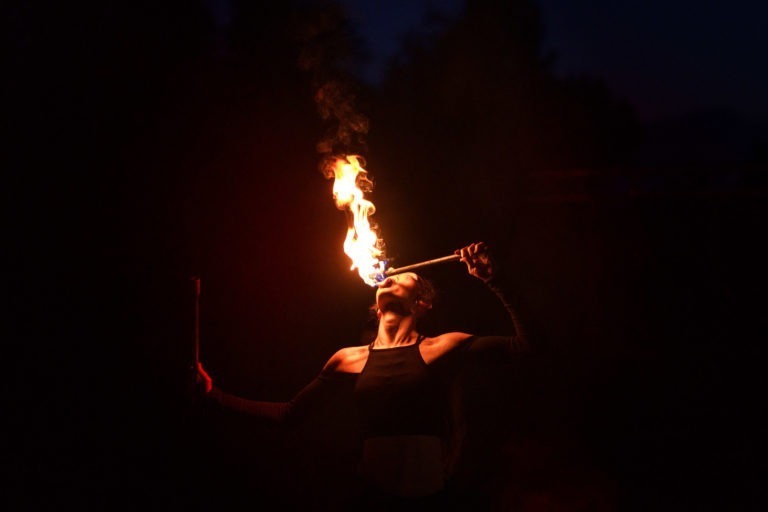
[
  {"left": 325, "top": 156, "right": 468, "bottom": 285},
  {"left": 380, "top": 253, "right": 462, "bottom": 278},
  {"left": 191, "top": 276, "right": 201, "bottom": 369}
]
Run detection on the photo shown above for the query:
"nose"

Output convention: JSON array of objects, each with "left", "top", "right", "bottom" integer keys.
[{"left": 378, "top": 277, "right": 393, "bottom": 288}]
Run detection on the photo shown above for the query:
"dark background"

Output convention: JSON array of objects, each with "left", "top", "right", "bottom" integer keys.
[{"left": 6, "top": 1, "right": 765, "bottom": 510}]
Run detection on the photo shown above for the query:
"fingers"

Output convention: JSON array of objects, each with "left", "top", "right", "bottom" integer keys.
[
  {"left": 472, "top": 241, "right": 489, "bottom": 256},
  {"left": 195, "top": 362, "right": 213, "bottom": 393},
  {"left": 456, "top": 242, "right": 489, "bottom": 262},
  {"left": 454, "top": 242, "right": 494, "bottom": 281}
]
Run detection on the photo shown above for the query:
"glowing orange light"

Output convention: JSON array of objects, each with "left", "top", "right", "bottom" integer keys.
[{"left": 329, "top": 155, "right": 386, "bottom": 286}]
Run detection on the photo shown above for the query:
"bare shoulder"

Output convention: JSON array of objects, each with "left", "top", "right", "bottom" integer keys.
[
  {"left": 423, "top": 331, "right": 473, "bottom": 347},
  {"left": 420, "top": 331, "right": 473, "bottom": 362},
  {"left": 323, "top": 344, "right": 370, "bottom": 373}
]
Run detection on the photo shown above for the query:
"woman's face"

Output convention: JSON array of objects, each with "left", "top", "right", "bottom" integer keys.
[{"left": 375, "top": 273, "right": 421, "bottom": 311}]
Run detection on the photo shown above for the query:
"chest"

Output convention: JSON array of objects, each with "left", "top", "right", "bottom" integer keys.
[{"left": 354, "top": 346, "right": 443, "bottom": 401}]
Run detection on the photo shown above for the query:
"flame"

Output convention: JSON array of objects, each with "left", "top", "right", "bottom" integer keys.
[{"left": 329, "top": 155, "right": 387, "bottom": 286}]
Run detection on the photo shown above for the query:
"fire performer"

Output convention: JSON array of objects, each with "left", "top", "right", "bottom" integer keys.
[{"left": 194, "top": 241, "right": 534, "bottom": 509}]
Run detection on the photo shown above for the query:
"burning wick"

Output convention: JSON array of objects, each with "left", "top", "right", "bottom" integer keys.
[{"left": 378, "top": 254, "right": 462, "bottom": 281}]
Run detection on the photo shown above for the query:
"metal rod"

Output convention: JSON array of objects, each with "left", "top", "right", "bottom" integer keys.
[
  {"left": 384, "top": 253, "right": 461, "bottom": 276},
  {"left": 191, "top": 276, "right": 201, "bottom": 367}
]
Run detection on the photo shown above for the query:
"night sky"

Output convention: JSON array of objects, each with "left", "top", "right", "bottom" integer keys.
[
  {"left": 7, "top": 1, "right": 765, "bottom": 510},
  {"left": 342, "top": 0, "right": 768, "bottom": 121}
]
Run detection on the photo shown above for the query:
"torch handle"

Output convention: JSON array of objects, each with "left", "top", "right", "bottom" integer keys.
[
  {"left": 191, "top": 276, "right": 201, "bottom": 367},
  {"left": 384, "top": 254, "right": 462, "bottom": 276}
]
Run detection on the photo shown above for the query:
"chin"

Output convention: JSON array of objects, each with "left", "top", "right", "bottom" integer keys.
[{"left": 376, "top": 294, "right": 401, "bottom": 311}]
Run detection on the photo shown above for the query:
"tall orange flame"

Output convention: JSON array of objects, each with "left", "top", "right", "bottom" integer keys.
[{"left": 329, "top": 155, "right": 386, "bottom": 286}]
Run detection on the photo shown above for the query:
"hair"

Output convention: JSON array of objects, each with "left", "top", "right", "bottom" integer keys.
[{"left": 413, "top": 275, "right": 436, "bottom": 306}]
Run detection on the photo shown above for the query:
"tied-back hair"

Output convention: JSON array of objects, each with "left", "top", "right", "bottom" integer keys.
[{"left": 414, "top": 274, "right": 436, "bottom": 306}]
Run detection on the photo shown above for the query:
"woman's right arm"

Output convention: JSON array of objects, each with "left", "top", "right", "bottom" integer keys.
[{"left": 196, "top": 358, "right": 355, "bottom": 428}]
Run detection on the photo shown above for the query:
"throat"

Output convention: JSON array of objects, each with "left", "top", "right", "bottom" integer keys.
[
  {"left": 375, "top": 309, "right": 420, "bottom": 348},
  {"left": 376, "top": 326, "right": 419, "bottom": 348}
]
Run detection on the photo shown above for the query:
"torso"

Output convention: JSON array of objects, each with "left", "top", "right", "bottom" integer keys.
[
  {"left": 326, "top": 331, "right": 473, "bottom": 498},
  {"left": 359, "top": 435, "right": 446, "bottom": 497}
]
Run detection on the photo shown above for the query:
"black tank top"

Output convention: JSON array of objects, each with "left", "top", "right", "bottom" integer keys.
[{"left": 353, "top": 335, "right": 452, "bottom": 439}]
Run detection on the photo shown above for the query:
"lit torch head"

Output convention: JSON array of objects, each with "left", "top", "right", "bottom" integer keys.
[{"left": 329, "top": 155, "right": 388, "bottom": 286}]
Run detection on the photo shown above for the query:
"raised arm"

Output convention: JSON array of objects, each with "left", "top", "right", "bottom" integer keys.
[{"left": 455, "top": 242, "right": 531, "bottom": 355}]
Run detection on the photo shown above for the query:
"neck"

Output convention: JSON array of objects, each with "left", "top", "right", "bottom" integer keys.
[{"left": 375, "top": 312, "right": 419, "bottom": 348}]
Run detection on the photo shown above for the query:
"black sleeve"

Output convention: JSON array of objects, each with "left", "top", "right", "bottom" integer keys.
[
  {"left": 456, "top": 276, "right": 532, "bottom": 360},
  {"left": 207, "top": 370, "right": 356, "bottom": 428},
  {"left": 484, "top": 276, "right": 530, "bottom": 351},
  {"left": 461, "top": 334, "right": 529, "bottom": 357}
]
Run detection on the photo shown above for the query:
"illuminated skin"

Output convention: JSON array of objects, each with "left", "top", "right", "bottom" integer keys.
[
  {"left": 198, "top": 242, "right": 496, "bottom": 388},
  {"left": 318, "top": 242, "right": 496, "bottom": 373},
  {"left": 195, "top": 241, "right": 527, "bottom": 500}
]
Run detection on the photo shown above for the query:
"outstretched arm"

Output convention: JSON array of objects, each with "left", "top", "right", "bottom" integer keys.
[{"left": 195, "top": 361, "right": 355, "bottom": 428}]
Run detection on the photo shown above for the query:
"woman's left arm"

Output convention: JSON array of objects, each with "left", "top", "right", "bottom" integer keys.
[{"left": 455, "top": 242, "right": 532, "bottom": 357}]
